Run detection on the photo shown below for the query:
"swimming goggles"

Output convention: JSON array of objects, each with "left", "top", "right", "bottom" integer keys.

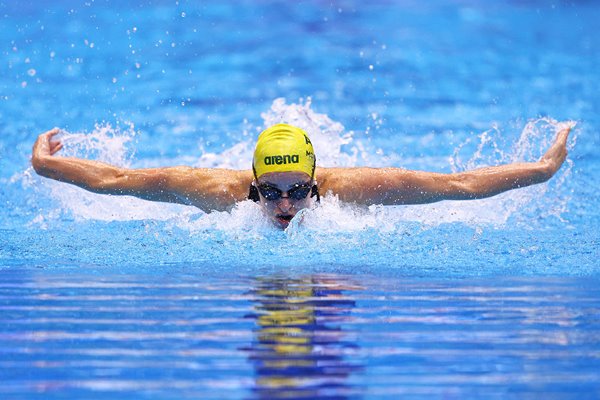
[{"left": 257, "top": 182, "right": 312, "bottom": 201}]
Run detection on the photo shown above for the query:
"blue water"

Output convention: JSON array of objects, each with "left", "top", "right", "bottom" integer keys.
[{"left": 1, "top": 0, "right": 599, "bottom": 398}]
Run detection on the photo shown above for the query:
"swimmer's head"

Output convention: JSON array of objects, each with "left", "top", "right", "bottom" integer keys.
[{"left": 252, "top": 124, "right": 316, "bottom": 179}]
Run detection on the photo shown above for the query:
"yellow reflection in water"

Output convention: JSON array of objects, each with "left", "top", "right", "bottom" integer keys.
[{"left": 245, "top": 274, "right": 361, "bottom": 399}]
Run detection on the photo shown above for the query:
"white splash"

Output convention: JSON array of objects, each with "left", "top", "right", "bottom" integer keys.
[
  {"left": 185, "top": 200, "right": 274, "bottom": 236},
  {"left": 57, "top": 122, "right": 137, "bottom": 167},
  {"left": 260, "top": 97, "right": 361, "bottom": 168},
  {"left": 288, "top": 195, "right": 398, "bottom": 234}
]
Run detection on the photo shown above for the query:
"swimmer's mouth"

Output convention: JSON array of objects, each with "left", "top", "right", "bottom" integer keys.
[{"left": 277, "top": 214, "right": 293, "bottom": 222}]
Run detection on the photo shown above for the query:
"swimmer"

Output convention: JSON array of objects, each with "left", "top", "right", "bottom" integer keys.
[{"left": 32, "top": 123, "right": 571, "bottom": 229}]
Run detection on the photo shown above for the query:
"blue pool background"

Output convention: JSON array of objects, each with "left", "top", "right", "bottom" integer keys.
[{"left": 1, "top": 1, "right": 599, "bottom": 399}]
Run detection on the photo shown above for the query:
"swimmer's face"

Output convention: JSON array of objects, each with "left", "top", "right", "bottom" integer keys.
[{"left": 255, "top": 171, "right": 314, "bottom": 229}]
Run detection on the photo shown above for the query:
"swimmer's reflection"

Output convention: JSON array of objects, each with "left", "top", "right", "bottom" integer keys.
[{"left": 244, "top": 274, "right": 362, "bottom": 399}]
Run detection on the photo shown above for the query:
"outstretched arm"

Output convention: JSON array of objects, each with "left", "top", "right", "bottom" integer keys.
[
  {"left": 32, "top": 128, "right": 252, "bottom": 211},
  {"left": 318, "top": 126, "right": 572, "bottom": 205}
]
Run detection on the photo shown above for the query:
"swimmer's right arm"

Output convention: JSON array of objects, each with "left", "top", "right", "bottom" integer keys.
[{"left": 32, "top": 129, "right": 252, "bottom": 211}]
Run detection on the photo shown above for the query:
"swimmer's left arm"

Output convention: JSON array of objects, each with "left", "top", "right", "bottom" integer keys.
[{"left": 318, "top": 126, "right": 571, "bottom": 205}]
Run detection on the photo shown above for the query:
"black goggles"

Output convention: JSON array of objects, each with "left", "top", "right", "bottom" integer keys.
[{"left": 257, "top": 182, "right": 313, "bottom": 201}]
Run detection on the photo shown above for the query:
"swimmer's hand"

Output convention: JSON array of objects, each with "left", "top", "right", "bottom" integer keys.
[
  {"left": 540, "top": 125, "right": 572, "bottom": 178},
  {"left": 32, "top": 128, "right": 63, "bottom": 160}
]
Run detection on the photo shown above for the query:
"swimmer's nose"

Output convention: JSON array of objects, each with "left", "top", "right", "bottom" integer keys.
[{"left": 277, "top": 197, "right": 293, "bottom": 212}]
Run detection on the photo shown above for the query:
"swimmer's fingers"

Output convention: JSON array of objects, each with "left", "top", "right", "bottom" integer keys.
[
  {"left": 45, "top": 128, "right": 63, "bottom": 152},
  {"left": 40, "top": 127, "right": 60, "bottom": 142},
  {"left": 45, "top": 127, "right": 60, "bottom": 138},
  {"left": 555, "top": 125, "right": 571, "bottom": 147},
  {"left": 541, "top": 126, "right": 571, "bottom": 173},
  {"left": 33, "top": 128, "right": 62, "bottom": 157},
  {"left": 49, "top": 141, "right": 63, "bottom": 155}
]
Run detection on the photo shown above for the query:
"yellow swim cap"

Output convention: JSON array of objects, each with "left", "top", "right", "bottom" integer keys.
[{"left": 252, "top": 124, "right": 316, "bottom": 179}]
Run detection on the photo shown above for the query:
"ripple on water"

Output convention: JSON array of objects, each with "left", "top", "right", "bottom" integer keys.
[{"left": 1, "top": 273, "right": 599, "bottom": 398}]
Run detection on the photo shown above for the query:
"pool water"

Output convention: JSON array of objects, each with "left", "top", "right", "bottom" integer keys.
[
  {"left": 1, "top": 0, "right": 599, "bottom": 399},
  {"left": 2, "top": 270, "right": 599, "bottom": 399}
]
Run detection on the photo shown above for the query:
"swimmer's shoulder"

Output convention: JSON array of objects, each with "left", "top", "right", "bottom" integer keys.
[
  {"left": 316, "top": 167, "right": 374, "bottom": 194},
  {"left": 168, "top": 167, "right": 253, "bottom": 209},
  {"left": 158, "top": 166, "right": 252, "bottom": 192},
  {"left": 316, "top": 166, "right": 385, "bottom": 184},
  {"left": 316, "top": 166, "right": 413, "bottom": 201},
  {"left": 169, "top": 166, "right": 251, "bottom": 179}
]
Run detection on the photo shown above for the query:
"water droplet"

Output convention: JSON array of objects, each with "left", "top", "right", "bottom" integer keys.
[{"left": 27, "top": 68, "right": 36, "bottom": 76}]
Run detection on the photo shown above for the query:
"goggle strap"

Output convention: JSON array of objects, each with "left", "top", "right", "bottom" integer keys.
[{"left": 311, "top": 184, "right": 320, "bottom": 203}]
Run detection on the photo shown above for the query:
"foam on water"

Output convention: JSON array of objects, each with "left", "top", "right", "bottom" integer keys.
[{"left": 21, "top": 99, "right": 576, "bottom": 235}]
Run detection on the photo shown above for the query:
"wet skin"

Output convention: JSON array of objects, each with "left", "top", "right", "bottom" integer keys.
[{"left": 255, "top": 171, "right": 314, "bottom": 229}]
